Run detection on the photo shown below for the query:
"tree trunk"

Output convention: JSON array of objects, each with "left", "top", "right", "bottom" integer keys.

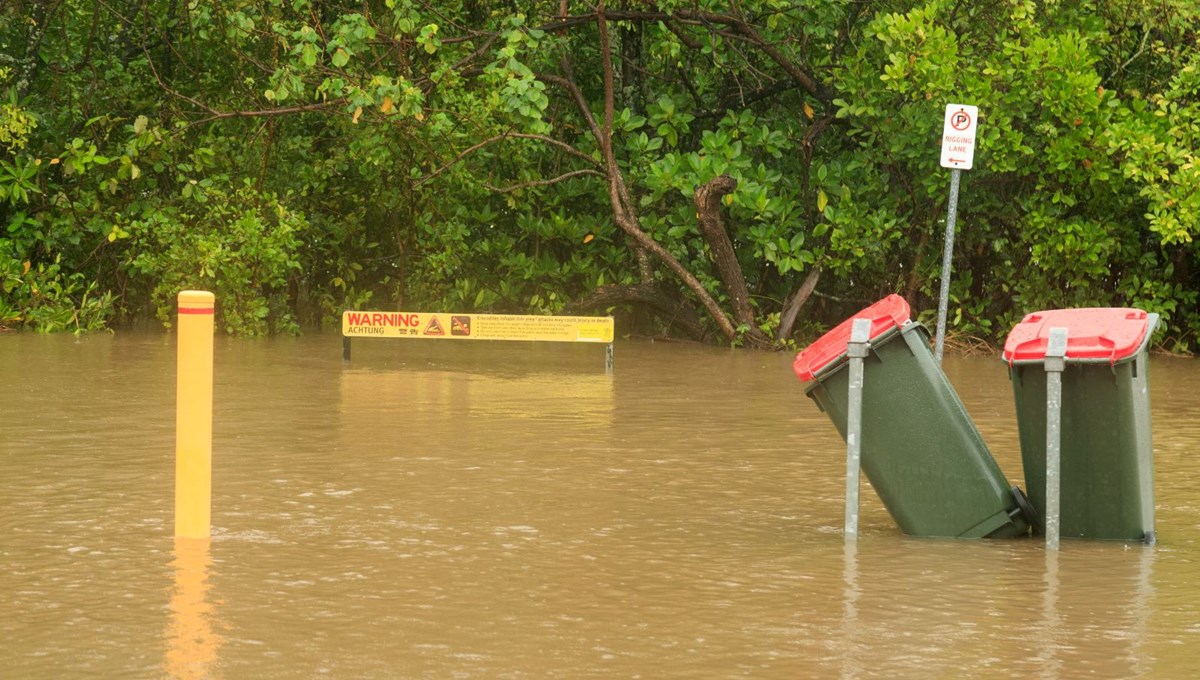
[
  {"left": 548, "top": 7, "right": 740, "bottom": 343},
  {"left": 14, "top": 0, "right": 52, "bottom": 97},
  {"left": 775, "top": 267, "right": 821, "bottom": 343},
  {"left": 905, "top": 228, "right": 931, "bottom": 302},
  {"left": 694, "top": 174, "right": 770, "bottom": 347}
]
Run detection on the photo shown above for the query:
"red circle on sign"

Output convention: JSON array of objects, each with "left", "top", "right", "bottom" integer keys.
[{"left": 950, "top": 110, "right": 972, "bottom": 131}]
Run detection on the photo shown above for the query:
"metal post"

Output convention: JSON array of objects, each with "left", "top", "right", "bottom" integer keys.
[
  {"left": 934, "top": 168, "right": 962, "bottom": 365},
  {"left": 343, "top": 336, "right": 351, "bottom": 362},
  {"left": 844, "top": 318, "right": 872, "bottom": 540},
  {"left": 605, "top": 343, "right": 614, "bottom": 373},
  {"left": 1044, "top": 327, "right": 1068, "bottom": 550}
]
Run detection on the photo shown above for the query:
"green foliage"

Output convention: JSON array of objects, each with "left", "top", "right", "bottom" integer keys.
[
  {"left": 0, "top": 242, "right": 113, "bottom": 333},
  {"left": 0, "top": 103, "right": 37, "bottom": 153},
  {"left": 125, "top": 184, "right": 305, "bottom": 336},
  {"left": 2, "top": 0, "right": 1199, "bottom": 351}
]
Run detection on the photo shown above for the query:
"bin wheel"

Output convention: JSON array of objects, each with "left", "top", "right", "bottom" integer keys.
[{"left": 1010, "top": 486, "right": 1040, "bottom": 534}]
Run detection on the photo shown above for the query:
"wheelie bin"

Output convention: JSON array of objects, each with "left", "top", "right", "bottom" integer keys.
[
  {"left": 794, "top": 294, "right": 1033, "bottom": 538},
  {"left": 1003, "top": 308, "right": 1158, "bottom": 542}
]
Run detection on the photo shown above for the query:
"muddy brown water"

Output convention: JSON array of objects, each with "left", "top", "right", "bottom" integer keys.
[{"left": 3, "top": 333, "right": 1199, "bottom": 678}]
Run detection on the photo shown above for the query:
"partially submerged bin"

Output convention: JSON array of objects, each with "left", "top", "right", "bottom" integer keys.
[
  {"left": 1003, "top": 308, "right": 1158, "bottom": 542},
  {"left": 794, "top": 295, "right": 1032, "bottom": 538}
]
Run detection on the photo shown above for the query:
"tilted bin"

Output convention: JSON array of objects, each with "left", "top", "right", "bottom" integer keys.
[
  {"left": 794, "top": 295, "right": 1032, "bottom": 538},
  {"left": 1003, "top": 308, "right": 1158, "bottom": 542}
]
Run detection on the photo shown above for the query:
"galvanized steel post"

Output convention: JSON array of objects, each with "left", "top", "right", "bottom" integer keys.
[
  {"left": 934, "top": 168, "right": 962, "bottom": 365},
  {"left": 1043, "top": 327, "right": 1068, "bottom": 550},
  {"left": 844, "top": 318, "right": 872, "bottom": 540}
]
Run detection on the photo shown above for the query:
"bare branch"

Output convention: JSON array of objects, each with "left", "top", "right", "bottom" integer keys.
[
  {"left": 143, "top": 46, "right": 220, "bottom": 115},
  {"left": 419, "top": 131, "right": 602, "bottom": 186},
  {"left": 664, "top": 20, "right": 702, "bottom": 50},
  {"left": 540, "top": 72, "right": 606, "bottom": 148},
  {"left": 191, "top": 101, "right": 345, "bottom": 124},
  {"left": 484, "top": 168, "right": 605, "bottom": 193},
  {"left": 539, "top": 8, "right": 830, "bottom": 103}
]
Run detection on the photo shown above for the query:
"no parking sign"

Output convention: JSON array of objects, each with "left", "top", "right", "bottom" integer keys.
[{"left": 940, "top": 104, "right": 978, "bottom": 170}]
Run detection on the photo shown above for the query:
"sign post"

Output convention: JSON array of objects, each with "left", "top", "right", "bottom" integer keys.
[
  {"left": 1043, "top": 327, "right": 1068, "bottom": 551},
  {"left": 934, "top": 104, "right": 978, "bottom": 364},
  {"left": 844, "top": 318, "right": 872, "bottom": 541}
]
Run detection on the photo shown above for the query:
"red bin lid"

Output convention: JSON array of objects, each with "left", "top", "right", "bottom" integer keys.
[
  {"left": 1002, "top": 308, "right": 1152, "bottom": 364},
  {"left": 792, "top": 294, "right": 911, "bottom": 382}
]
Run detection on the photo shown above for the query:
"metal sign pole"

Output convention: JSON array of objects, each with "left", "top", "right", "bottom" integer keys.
[
  {"left": 1043, "top": 327, "right": 1068, "bottom": 550},
  {"left": 934, "top": 168, "right": 962, "bottom": 365},
  {"left": 844, "top": 318, "right": 872, "bottom": 540},
  {"left": 935, "top": 103, "right": 978, "bottom": 364}
]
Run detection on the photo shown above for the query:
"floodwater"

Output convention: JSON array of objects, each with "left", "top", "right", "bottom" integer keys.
[{"left": 2, "top": 332, "right": 1199, "bottom": 678}]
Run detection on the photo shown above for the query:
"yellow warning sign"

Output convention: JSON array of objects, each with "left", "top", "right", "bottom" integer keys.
[{"left": 342, "top": 311, "right": 614, "bottom": 343}]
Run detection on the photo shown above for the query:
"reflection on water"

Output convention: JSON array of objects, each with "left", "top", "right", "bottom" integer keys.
[
  {"left": 840, "top": 542, "right": 860, "bottom": 680},
  {"left": 1041, "top": 550, "right": 1063, "bottom": 680},
  {"left": 3, "top": 334, "right": 1200, "bottom": 677},
  {"left": 165, "top": 538, "right": 222, "bottom": 679}
]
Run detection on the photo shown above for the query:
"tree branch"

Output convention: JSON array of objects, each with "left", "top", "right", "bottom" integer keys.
[
  {"left": 776, "top": 267, "right": 822, "bottom": 343},
  {"left": 695, "top": 174, "right": 770, "bottom": 347},
  {"left": 419, "top": 131, "right": 602, "bottom": 186},
  {"left": 541, "top": 8, "right": 830, "bottom": 103},
  {"left": 484, "top": 168, "right": 605, "bottom": 193},
  {"left": 542, "top": 9, "right": 741, "bottom": 343}
]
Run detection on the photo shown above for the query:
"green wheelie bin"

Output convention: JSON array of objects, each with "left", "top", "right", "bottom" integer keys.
[
  {"left": 1003, "top": 308, "right": 1158, "bottom": 543},
  {"left": 794, "top": 295, "right": 1033, "bottom": 538}
]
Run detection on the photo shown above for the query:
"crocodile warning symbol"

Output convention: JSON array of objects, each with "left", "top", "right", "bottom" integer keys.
[{"left": 423, "top": 316, "right": 445, "bottom": 336}]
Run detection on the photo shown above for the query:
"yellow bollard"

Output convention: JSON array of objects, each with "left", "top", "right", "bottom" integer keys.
[{"left": 175, "top": 290, "right": 215, "bottom": 539}]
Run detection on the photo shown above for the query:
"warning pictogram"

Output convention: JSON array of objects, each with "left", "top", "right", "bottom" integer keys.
[
  {"left": 451, "top": 315, "right": 471, "bottom": 336},
  {"left": 424, "top": 317, "right": 445, "bottom": 336}
]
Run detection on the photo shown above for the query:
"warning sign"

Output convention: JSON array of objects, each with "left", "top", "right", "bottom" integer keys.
[
  {"left": 940, "top": 104, "right": 979, "bottom": 170},
  {"left": 342, "top": 311, "right": 614, "bottom": 343}
]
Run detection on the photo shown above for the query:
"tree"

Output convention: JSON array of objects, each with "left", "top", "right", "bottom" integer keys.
[{"left": 3, "top": 0, "right": 1199, "bottom": 353}]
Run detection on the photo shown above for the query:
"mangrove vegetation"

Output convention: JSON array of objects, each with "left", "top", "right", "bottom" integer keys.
[{"left": 1, "top": 0, "right": 1198, "bottom": 350}]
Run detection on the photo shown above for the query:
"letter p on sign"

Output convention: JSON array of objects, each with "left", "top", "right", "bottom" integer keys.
[{"left": 940, "top": 104, "right": 978, "bottom": 170}]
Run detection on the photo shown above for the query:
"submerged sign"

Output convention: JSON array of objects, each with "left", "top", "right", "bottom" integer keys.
[{"left": 342, "top": 311, "right": 614, "bottom": 343}]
